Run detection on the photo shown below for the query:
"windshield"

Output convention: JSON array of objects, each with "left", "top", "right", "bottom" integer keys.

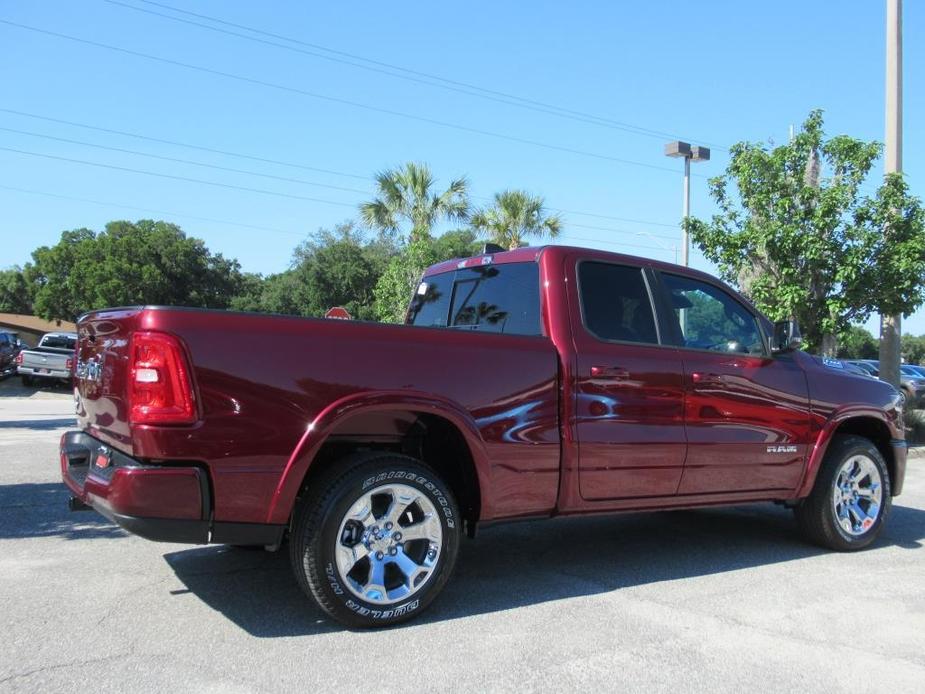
[{"left": 41, "top": 335, "right": 77, "bottom": 350}]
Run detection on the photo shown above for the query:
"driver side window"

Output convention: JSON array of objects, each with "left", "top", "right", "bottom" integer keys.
[{"left": 662, "top": 273, "right": 764, "bottom": 355}]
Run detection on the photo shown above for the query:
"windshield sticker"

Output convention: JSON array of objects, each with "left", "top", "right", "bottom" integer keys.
[{"left": 822, "top": 358, "right": 844, "bottom": 369}]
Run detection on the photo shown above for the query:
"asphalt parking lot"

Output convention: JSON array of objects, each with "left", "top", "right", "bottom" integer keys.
[{"left": 2, "top": 380, "right": 925, "bottom": 693}]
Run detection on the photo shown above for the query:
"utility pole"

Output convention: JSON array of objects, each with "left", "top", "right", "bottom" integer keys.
[{"left": 880, "top": 0, "right": 903, "bottom": 388}]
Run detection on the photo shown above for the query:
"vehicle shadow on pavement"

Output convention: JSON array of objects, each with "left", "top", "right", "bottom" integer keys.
[
  {"left": 0, "top": 482, "right": 125, "bottom": 541},
  {"left": 0, "top": 418, "right": 77, "bottom": 430},
  {"left": 162, "top": 502, "right": 925, "bottom": 637}
]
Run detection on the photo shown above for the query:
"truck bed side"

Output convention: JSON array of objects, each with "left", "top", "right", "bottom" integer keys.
[{"left": 74, "top": 307, "right": 561, "bottom": 526}]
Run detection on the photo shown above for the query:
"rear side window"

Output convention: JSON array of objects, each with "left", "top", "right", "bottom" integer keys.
[
  {"left": 407, "top": 262, "right": 542, "bottom": 336},
  {"left": 578, "top": 262, "right": 659, "bottom": 345},
  {"left": 407, "top": 272, "right": 453, "bottom": 328},
  {"left": 449, "top": 264, "right": 540, "bottom": 335}
]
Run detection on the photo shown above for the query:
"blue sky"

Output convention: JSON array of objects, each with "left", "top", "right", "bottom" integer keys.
[{"left": 1, "top": 1, "right": 922, "bottom": 334}]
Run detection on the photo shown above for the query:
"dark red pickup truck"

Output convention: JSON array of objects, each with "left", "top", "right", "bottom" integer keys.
[{"left": 62, "top": 245, "right": 906, "bottom": 627}]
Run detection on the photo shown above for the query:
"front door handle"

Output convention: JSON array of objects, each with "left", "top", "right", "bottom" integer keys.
[
  {"left": 591, "top": 366, "right": 630, "bottom": 380},
  {"left": 692, "top": 372, "right": 724, "bottom": 385}
]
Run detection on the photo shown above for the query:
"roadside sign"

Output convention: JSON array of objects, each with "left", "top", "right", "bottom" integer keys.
[{"left": 324, "top": 306, "right": 352, "bottom": 320}]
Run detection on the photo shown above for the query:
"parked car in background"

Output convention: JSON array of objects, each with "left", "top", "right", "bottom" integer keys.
[
  {"left": 849, "top": 360, "right": 879, "bottom": 377},
  {"left": 16, "top": 332, "right": 77, "bottom": 387},
  {"left": 841, "top": 361, "right": 875, "bottom": 378},
  {"left": 0, "top": 332, "right": 17, "bottom": 376},
  {"left": 849, "top": 360, "right": 925, "bottom": 407},
  {"left": 900, "top": 366, "right": 925, "bottom": 406},
  {"left": 902, "top": 364, "right": 925, "bottom": 379}
]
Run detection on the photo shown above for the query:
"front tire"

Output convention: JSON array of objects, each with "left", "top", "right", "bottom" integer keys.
[
  {"left": 794, "top": 435, "right": 891, "bottom": 551},
  {"left": 289, "top": 452, "right": 460, "bottom": 628}
]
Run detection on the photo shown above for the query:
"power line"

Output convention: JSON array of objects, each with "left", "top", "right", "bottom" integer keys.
[
  {"left": 544, "top": 205, "right": 678, "bottom": 229},
  {"left": 0, "top": 183, "right": 309, "bottom": 238},
  {"left": 0, "top": 146, "right": 361, "bottom": 208},
  {"left": 105, "top": 0, "right": 728, "bottom": 151},
  {"left": 0, "top": 108, "right": 371, "bottom": 181},
  {"left": 0, "top": 108, "right": 682, "bottom": 234},
  {"left": 557, "top": 234, "right": 674, "bottom": 256},
  {"left": 0, "top": 181, "right": 674, "bottom": 259},
  {"left": 0, "top": 124, "right": 678, "bottom": 243},
  {"left": 568, "top": 221, "right": 675, "bottom": 243},
  {"left": 0, "top": 19, "right": 703, "bottom": 176},
  {"left": 0, "top": 125, "right": 372, "bottom": 196}
]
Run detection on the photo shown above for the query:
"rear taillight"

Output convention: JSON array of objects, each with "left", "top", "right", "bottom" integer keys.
[
  {"left": 66, "top": 357, "right": 74, "bottom": 371},
  {"left": 128, "top": 331, "right": 196, "bottom": 425},
  {"left": 15, "top": 352, "right": 23, "bottom": 365}
]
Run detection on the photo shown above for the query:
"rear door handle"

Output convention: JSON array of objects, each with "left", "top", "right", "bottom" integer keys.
[
  {"left": 591, "top": 366, "right": 630, "bottom": 380},
  {"left": 691, "top": 372, "right": 724, "bottom": 385}
]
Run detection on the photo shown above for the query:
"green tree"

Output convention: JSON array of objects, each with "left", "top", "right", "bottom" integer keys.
[
  {"left": 836, "top": 325, "right": 879, "bottom": 360},
  {"left": 227, "top": 272, "right": 268, "bottom": 313},
  {"left": 360, "top": 162, "right": 469, "bottom": 242},
  {"left": 28, "top": 220, "right": 245, "bottom": 321},
  {"left": 470, "top": 189, "right": 562, "bottom": 249},
  {"left": 686, "top": 110, "right": 925, "bottom": 356},
  {"left": 0, "top": 267, "right": 33, "bottom": 314},
  {"left": 231, "top": 223, "right": 393, "bottom": 321},
  {"left": 372, "top": 229, "right": 481, "bottom": 323},
  {"left": 293, "top": 223, "right": 389, "bottom": 320},
  {"left": 374, "top": 238, "right": 438, "bottom": 323},
  {"left": 433, "top": 228, "right": 481, "bottom": 259},
  {"left": 901, "top": 334, "right": 925, "bottom": 365}
]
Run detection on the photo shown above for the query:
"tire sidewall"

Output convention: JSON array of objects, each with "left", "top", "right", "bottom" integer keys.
[
  {"left": 819, "top": 439, "right": 892, "bottom": 549},
  {"left": 308, "top": 461, "right": 460, "bottom": 627}
]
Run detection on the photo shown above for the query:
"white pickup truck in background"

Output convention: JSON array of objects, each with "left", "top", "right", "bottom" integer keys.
[{"left": 16, "top": 332, "right": 77, "bottom": 387}]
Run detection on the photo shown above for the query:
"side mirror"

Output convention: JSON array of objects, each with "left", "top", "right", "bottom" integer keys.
[{"left": 771, "top": 320, "right": 802, "bottom": 353}]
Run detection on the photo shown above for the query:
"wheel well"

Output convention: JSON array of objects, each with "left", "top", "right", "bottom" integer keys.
[
  {"left": 298, "top": 411, "right": 482, "bottom": 534},
  {"left": 832, "top": 416, "right": 896, "bottom": 488}
]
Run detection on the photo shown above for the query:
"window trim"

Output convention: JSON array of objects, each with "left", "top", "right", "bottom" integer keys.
[
  {"left": 653, "top": 269, "right": 770, "bottom": 358},
  {"left": 575, "top": 259, "right": 663, "bottom": 347}
]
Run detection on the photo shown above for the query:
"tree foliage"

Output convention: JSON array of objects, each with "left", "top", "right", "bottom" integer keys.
[
  {"left": 0, "top": 267, "right": 33, "bottom": 314},
  {"left": 470, "top": 189, "right": 562, "bottom": 249},
  {"left": 27, "top": 220, "right": 244, "bottom": 321},
  {"left": 360, "top": 162, "right": 469, "bottom": 242},
  {"left": 836, "top": 325, "right": 879, "bottom": 360},
  {"left": 231, "top": 223, "right": 393, "bottom": 320},
  {"left": 373, "top": 229, "right": 481, "bottom": 323},
  {"left": 686, "top": 110, "right": 925, "bottom": 355},
  {"left": 901, "top": 333, "right": 925, "bottom": 366}
]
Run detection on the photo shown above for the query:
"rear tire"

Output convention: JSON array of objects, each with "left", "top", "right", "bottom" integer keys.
[
  {"left": 289, "top": 452, "right": 460, "bottom": 628},
  {"left": 794, "top": 435, "right": 891, "bottom": 551}
]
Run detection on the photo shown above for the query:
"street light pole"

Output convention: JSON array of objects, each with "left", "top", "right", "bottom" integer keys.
[
  {"left": 665, "top": 141, "right": 710, "bottom": 266},
  {"left": 682, "top": 155, "right": 691, "bottom": 266}
]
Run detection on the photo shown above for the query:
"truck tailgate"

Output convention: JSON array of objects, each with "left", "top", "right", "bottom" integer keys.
[{"left": 74, "top": 308, "right": 144, "bottom": 453}]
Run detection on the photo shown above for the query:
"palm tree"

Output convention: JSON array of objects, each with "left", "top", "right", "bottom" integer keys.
[
  {"left": 470, "top": 190, "right": 563, "bottom": 249},
  {"left": 360, "top": 162, "right": 469, "bottom": 242}
]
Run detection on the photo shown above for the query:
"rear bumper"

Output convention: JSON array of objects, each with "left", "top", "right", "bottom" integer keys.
[
  {"left": 60, "top": 431, "right": 284, "bottom": 546},
  {"left": 19, "top": 365, "right": 71, "bottom": 379},
  {"left": 891, "top": 438, "right": 907, "bottom": 496}
]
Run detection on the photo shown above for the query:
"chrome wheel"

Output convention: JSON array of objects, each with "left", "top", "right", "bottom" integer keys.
[
  {"left": 832, "top": 454, "right": 883, "bottom": 536},
  {"left": 334, "top": 483, "right": 443, "bottom": 606}
]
